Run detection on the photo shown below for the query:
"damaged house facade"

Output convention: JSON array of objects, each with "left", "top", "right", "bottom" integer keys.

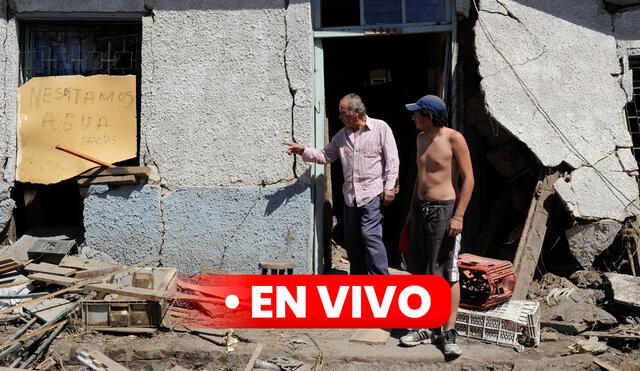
[{"left": 0, "top": 0, "right": 638, "bottom": 278}]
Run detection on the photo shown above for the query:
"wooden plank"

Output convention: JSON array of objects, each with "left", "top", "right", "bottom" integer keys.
[
  {"left": 74, "top": 266, "right": 121, "bottom": 279},
  {"left": 0, "top": 321, "right": 66, "bottom": 350},
  {"left": 79, "top": 166, "right": 152, "bottom": 178},
  {"left": 59, "top": 256, "right": 119, "bottom": 271},
  {"left": 581, "top": 332, "right": 640, "bottom": 340},
  {"left": 77, "top": 175, "right": 138, "bottom": 186},
  {"left": 244, "top": 343, "right": 264, "bottom": 371},
  {"left": 27, "top": 273, "right": 80, "bottom": 286},
  {"left": 593, "top": 357, "right": 620, "bottom": 371},
  {"left": 512, "top": 170, "right": 562, "bottom": 300},
  {"left": 86, "top": 283, "right": 164, "bottom": 302},
  {"left": 349, "top": 329, "right": 390, "bottom": 344},
  {"left": 0, "top": 273, "right": 30, "bottom": 289},
  {"left": 24, "top": 263, "right": 77, "bottom": 277},
  {"left": 92, "top": 327, "right": 157, "bottom": 334},
  {"left": 24, "top": 298, "right": 74, "bottom": 323}
]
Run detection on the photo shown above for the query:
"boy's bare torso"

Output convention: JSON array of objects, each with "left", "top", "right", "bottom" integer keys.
[{"left": 417, "top": 128, "right": 459, "bottom": 202}]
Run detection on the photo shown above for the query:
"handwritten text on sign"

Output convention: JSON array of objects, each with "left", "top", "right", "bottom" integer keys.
[{"left": 17, "top": 75, "right": 136, "bottom": 184}]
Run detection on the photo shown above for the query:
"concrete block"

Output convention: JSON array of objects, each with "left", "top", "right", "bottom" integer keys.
[
  {"left": 565, "top": 220, "right": 622, "bottom": 269},
  {"left": 162, "top": 181, "right": 311, "bottom": 274},
  {"left": 11, "top": 0, "right": 145, "bottom": 12},
  {"left": 554, "top": 154, "right": 639, "bottom": 221},
  {"left": 476, "top": 0, "right": 635, "bottom": 219},
  {"left": 604, "top": 272, "right": 640, "bottom": 309},
  {"left": 83, "top": 185, "right": 162, "bottom": 266}
]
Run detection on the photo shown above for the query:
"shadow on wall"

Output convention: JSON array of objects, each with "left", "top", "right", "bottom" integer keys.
[{"left": 264, "top": 168, "right": 312, "bottom": 216}]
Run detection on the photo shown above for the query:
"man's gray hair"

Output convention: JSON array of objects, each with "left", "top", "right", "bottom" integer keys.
[{"left": 342, "top": 93, "right": 367, "bottom": 116}]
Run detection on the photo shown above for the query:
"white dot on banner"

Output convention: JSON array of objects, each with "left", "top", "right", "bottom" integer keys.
[{"left": 225, "top": 294, "right": 239, "bottom": 309}]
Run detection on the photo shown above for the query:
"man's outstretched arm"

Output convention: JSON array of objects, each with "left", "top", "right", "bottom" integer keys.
[{"left": 282, "top": 138, "right": 339, "bottom": 164}]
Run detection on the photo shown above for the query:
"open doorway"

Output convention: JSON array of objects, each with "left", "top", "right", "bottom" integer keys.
[{"left": 322, "top": 32, "right": 449, "bottom": 269}]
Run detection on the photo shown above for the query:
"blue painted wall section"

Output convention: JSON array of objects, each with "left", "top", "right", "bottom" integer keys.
[
  {"left": 162, "top": 180, "right": 312, "bottom": 274},
  {"left": 83, "top": 184, "right": 163, "bottom": 265},
  {"left": 82, "top": 180, "right": 313, "bottom": 274}
]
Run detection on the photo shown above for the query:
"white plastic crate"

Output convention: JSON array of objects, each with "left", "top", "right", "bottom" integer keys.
[{"left": 455, "top": 300, "right": 539, "bottom": 352}]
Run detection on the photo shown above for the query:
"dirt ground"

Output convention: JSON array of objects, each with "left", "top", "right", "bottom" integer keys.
[{"left": 0, "top": 244, "right": 637, "bottom": 370}]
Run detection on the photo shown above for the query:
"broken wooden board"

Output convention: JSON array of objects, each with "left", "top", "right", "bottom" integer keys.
[
  {"left": 25, "top": 298, "right": 75, "bottom": 323},
  {"left": 77, "top": 349, "right": 130, "bottom": 371},
  {"left": 349, "top": 329, "right": 390, "bottom": 345},
  {"left": 77, "top": 174, "right": 138, "bottom": 186},
  {"left": 0, "top": 272, "right": 30, "bottom": 289},
  {"left": 244, "top": 343, "right": 264, "bottom": 371},
  {"left": 59, "top": 256, "right": 119, "bottom": 271},
  {"left": 512, "top": 170, "right": 562, "bottom": 300},
  {"left": 25, "top": 262, "right": 77, "bottom": 277},
  {"left": 86, "top": 283, "right": 164, "bottom": 302},
  {"left": 0, "top": 258, "right": 22, "bottom": 275},
  {"left": 28, "top": 273, "right": 80, "bottom": 286},
  {"left": 79, "top": 166, "right": 152, "bottom": 178}
]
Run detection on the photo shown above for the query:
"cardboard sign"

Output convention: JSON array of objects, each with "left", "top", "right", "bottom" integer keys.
[{"left": 17, "top": 75, "right": 137, "bottom": 184}]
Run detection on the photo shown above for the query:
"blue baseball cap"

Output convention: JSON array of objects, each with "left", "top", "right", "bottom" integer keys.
[{"left": 405, "top": 95, "right": 447, "bottom": 119}]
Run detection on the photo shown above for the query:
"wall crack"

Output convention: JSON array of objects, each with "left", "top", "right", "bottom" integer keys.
[{"left": 283, "top": 0, "right": 298, "bottom": 179}]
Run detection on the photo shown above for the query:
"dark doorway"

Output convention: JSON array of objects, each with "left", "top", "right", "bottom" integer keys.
[{"left": 322, "top": 33, "right": 448, "bottom": 268}]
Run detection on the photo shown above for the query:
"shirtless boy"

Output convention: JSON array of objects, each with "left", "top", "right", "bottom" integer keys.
[{"left": 399, "top": 95, "right": 474, "bottom": 358}]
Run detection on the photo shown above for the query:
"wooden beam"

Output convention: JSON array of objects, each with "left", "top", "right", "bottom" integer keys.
[
  {"left": 78, "top": 166, "right": 152, "bottom": 178},
  {"left": 77, "top": 175, "right": 138, "bottom": 186},
  {"left": 512, "top": 170, "right": 561, "bottom": 300},
  {"left": 244, "top": 343, "right": 264, "bottom": 371},
  {"left": 59, "top": 256, "right": 119, "bottom": 271},
  {"left": 24, "top": 263, "right": 77, "bottom": 277},
  {"left": 27, "top": 273, "right": 79, "bottom": 286},
  {"left": 86, "top": 283, "right": 164, "bottom": 302}
]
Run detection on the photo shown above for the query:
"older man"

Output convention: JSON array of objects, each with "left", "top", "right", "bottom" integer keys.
[{"left": 283, "top": 93, "right": 399, "bottom": 275}]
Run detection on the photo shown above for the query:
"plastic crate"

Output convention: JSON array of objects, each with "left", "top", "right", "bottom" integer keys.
[
  {"left": 459, "top": 253, "right": 516, "bottom": 310},
  {"left": 455, "top": 300, "right": 540, "bottom": 352}
]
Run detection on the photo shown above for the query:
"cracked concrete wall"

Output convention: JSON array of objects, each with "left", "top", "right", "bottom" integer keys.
[
  {"left": 475, "top": 0, "right": 639, "bottom": 221},
  {"left": 163, "top": 181, "right": 311, "bottom": 274},
  {"left": 83, "top": 1, "right": 317, "bottom": 273},
  {"left": 141, "top": 0, "right": 312, "bottom": 186},
  {"left": 0, "top": 2, "right": 17, "bottom": 233}
]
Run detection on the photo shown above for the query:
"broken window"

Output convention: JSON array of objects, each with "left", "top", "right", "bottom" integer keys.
[
  {"left": 319, "top": 0, "right": 448, "bottom": 28},
  {"left": 19, "top": 22, "right": 140, "bottom": 83},
  {"left": 625, "top": 57, "right": 640, "bottom": 165}
]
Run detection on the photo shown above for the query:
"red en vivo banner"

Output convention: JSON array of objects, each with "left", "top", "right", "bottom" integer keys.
[{"left": 177, "top": 275, "right": 451, "bottom": 328}]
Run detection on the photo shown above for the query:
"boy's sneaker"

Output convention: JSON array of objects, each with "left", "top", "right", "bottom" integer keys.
[
  {"left": 443, "top": 329, "right": 462, "bottom": 358},
  {"left": 399, "top": 328, "right": 433, "bottom": 346}
]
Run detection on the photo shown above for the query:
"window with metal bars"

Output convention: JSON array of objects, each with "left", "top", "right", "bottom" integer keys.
[
  {"left": 19, "top": 22, "right": 141, "bottom": 84},
  {"left": 625, "top": 57, "right": 640, "bottom": 166},
  {"left": 319, "top": 0, "right": 448, "bottom": 28}
]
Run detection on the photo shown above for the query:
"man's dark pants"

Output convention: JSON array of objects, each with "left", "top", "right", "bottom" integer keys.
[{"left": 343, "top": 194, "right": 389, "bottom": 275}]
